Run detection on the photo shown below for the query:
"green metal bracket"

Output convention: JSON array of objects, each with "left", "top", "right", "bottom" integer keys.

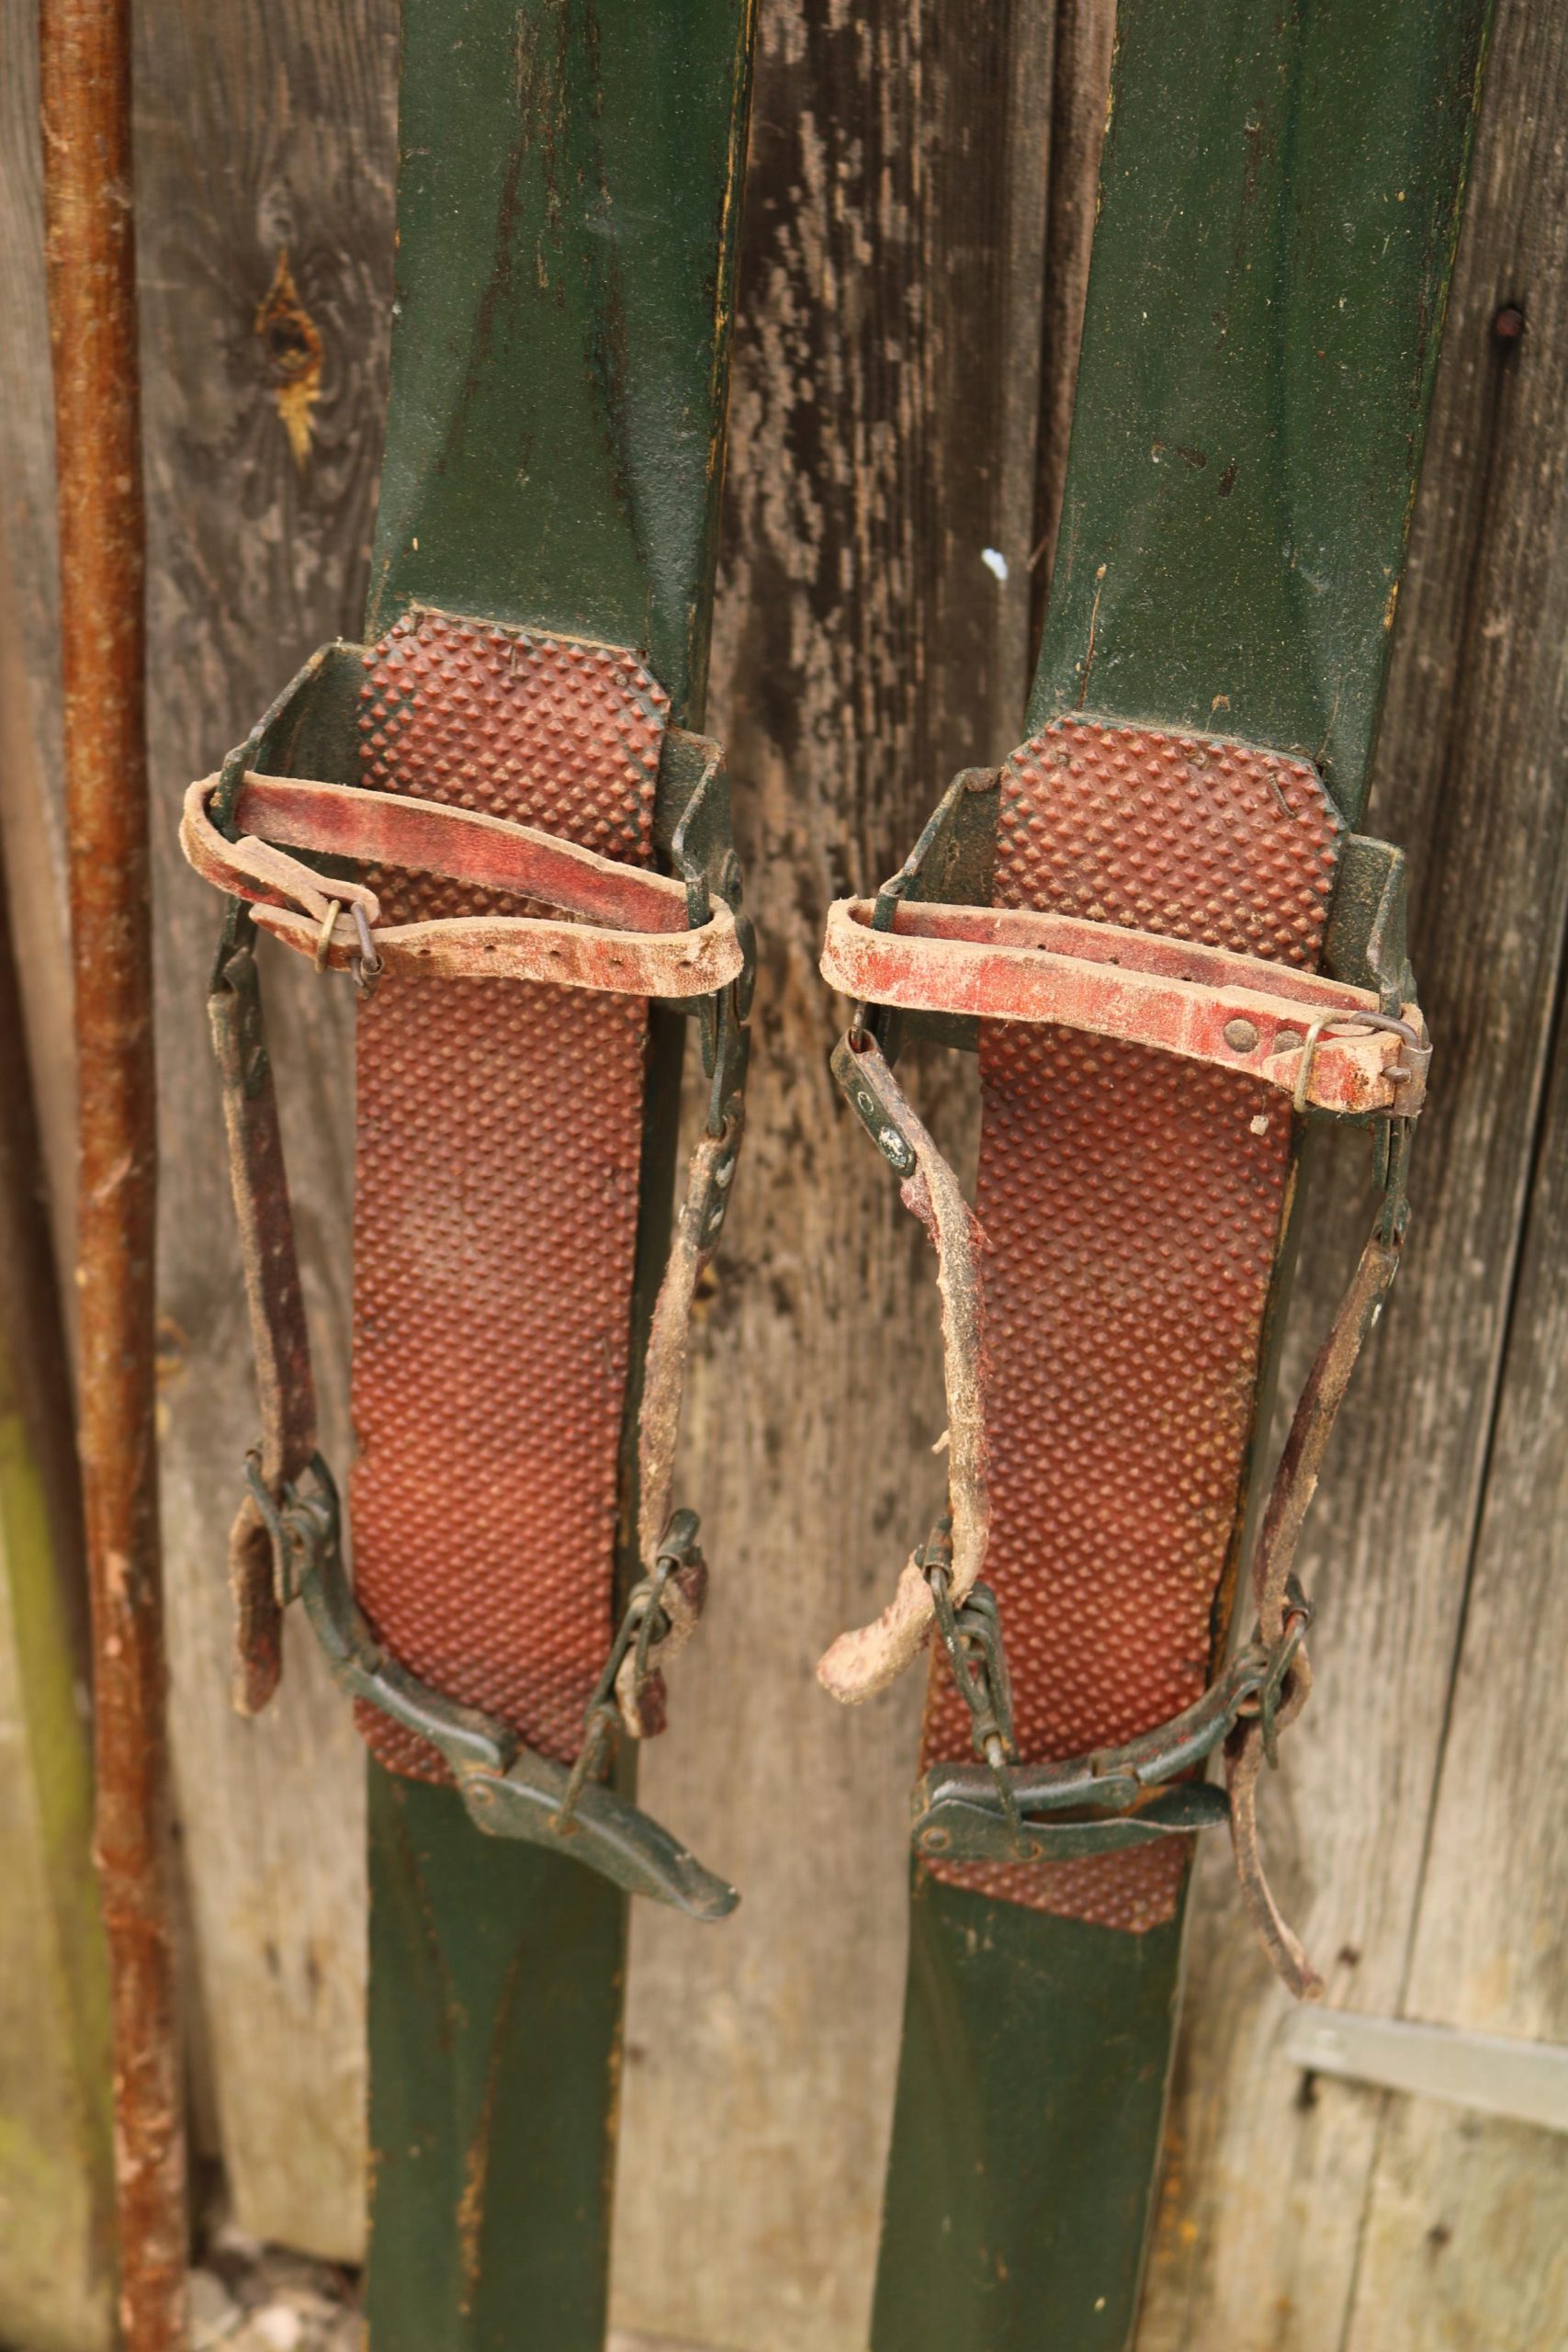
[
  {"left": 1325, "top": 834, "right": 1417, "bottom": 1008},
  {"left": 246, "top": 1454, "right": 737, "bottom": 1921},
  {"left": 912, "top": 1598, "right": 1309, "bottom": 1866},
  {"left": 661, "top": 725, "right": 755, "bottom": 1120}
]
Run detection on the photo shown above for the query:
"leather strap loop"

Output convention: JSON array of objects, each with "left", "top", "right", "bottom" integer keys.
[
  {"left": 821, "top": 895, "right": 1427, "bottom": 1116},
  {"left": 182, "top": 773, "right": 744, "bottom": 998}
]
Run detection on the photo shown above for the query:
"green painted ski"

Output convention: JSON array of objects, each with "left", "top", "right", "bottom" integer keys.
[
  {"left": 869, "top": 3, "right": 1490, "bottom": 2346},
  {"left": 355, "top": 6, "right": 754, "bottom": 2343}
]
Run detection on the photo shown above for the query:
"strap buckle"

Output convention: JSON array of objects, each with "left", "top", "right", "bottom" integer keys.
[
  {"left": 822, "top": 894, "right": 1427, "bottom": 1117},
  {"left": 911, "top": 1578, "right": 1313, "bottom": 1864},
  {"left": 919, "top": 1521, "right": 1023, "bottom": 1849},
  {"left": 555, "top": 1510, "right": 707, "bottom": 1821},
  {"left": 245, "top": 1455, "right": 737, "bottom": 1920}
]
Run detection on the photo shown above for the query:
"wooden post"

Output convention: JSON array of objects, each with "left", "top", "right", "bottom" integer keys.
[{"left": 39, "top": 4, "right": 188, "bottom": 2342}]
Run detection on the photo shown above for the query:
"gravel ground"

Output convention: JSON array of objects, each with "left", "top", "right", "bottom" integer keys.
[
  {"left": 187, "top": 2234, "right": 726, "bottom": 2352},
  {"left": 186, "top": 2229, "right": 728, "bottom": 2342},
  {"left": 189, "top": 2231, "right": 360, "bottom": 2352}
]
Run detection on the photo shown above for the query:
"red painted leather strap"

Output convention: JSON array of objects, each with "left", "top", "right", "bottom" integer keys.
[
  {"left": 182, "top": 773, "right": 743, "bottom": 997},
  {"left": 820, "top": 896, "right": 1425, "bottom": 1115}
]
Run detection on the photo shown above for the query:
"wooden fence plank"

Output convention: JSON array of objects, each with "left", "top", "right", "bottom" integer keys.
[
  {"left": 129, "top": 0, "right": 400, "bottom": 2258},
  {"left": 0, "top": 1521, "right": 110, "bottom": 2352},
  {"left": 0, "top": 0, "right": 398, "bottom": 2261},
  {"left": 1336, "top": 23, "right": 1568, "bottom": 2324},
  {"left": 0, "top": 0, "right": 75, "bottom": 1266},
  {"left": 1135, "top": 4, "right": 1568, "bottom": 2346},
  {"left": 1343, "top": 1001, "right": 1568, "bottom": 2346},
  {"left": 1030, "top": 0, "right": 1114, "bottom": 621},
  {"left": 608, "top": 6, "right": 1057, "bottom": 2344},
  {"left": 0, "top": 605, "right": 112, "bottom": 2350}
]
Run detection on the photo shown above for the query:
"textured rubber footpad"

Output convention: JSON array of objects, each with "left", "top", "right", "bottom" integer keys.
[
  {"left": 924, "top": 721, "right": 1343, "bottom": 1928},
  {"left": 349, "top": 609, "right": 667, "bottom": 1779}
]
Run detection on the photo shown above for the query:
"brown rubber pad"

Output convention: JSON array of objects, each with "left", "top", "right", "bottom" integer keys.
[
  {"left": 923, "top": 721, "right": 1343, "bottom": 1928},
  {"left": 349, "top": 608, "right": 667, "bottom": 1778}
]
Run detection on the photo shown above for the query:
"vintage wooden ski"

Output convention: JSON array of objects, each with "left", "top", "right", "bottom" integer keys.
[
  {"left": 180, "top": 5, "right": 755, "bottom": 2345},
  {"left": 817, "top": 2, "right": 1491, "bottom": 2345}
]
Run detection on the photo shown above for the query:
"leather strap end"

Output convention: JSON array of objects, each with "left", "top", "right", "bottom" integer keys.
[{"left": 229, "top": 1489, "right": 284, "bottom": 1716}]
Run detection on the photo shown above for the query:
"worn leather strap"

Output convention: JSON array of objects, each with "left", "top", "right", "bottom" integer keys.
[
  {"left": 820, "top": 897, "right": 1426, "bottom": 1115},
  {"left": 183, "top": 774, "right": 743, "bottom": 995},
  {"left": 207, "top": 937, "right": 316, "bottom": 1715},
  {"left": 817, "top": 1032, "right": 989, "bottom": 1703},
  {"left": 1224, "top": 1224, "right": 1401, "bottom": 1996}
]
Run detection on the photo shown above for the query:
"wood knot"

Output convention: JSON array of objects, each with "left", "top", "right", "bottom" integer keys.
[{"left": 255, "top": 250, "right": 322, "bottom": 469}]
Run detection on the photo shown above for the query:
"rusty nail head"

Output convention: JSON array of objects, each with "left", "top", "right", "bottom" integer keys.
[{"left": 1224, "top": 1018, "right": 1259, "bottom": 1053}]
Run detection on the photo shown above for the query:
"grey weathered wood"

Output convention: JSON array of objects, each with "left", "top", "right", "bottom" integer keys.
[
  {"left": 1338, "top": 223, "right": 1568, "bottom": 2335},
  {"left": 0, "top": 5, "right": 74, "bottom": 1267},
  {"left": 0, "top": 0, "right": 397, "bottom": 2263},
  {"left": 1135, "top": 3, "right": 1568, "bottom": 2345},
  {"left": 0, "top": 596, "right": 111, "bottom": 2352},
  {"left": 130, "top": 0, "right": 400, "bottom": 2258},
  {"left": 609, "top": 6, "right": 1058, "bottom": 2344},
  {"left": 1333, "top": 1004, "right": 1568, "bottom": 2346},
  {"left": 0, "top": 54, "right": 112, "bottom": 2344}
]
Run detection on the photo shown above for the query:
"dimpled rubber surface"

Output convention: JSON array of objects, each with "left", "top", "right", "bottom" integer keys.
[
  {"left": 350, "top": 608, "right": 666, "bottom": 1777},
  {"left": 925, "top": 720, "right": 1342, "bottom": 1927}
]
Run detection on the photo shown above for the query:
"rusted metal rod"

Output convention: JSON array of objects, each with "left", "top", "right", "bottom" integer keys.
[{"left": 39, "top": 2, "right": 188, "bottom": 2343}]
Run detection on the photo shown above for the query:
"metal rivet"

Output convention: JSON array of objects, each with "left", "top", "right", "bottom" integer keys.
[
  {"left": 1274, "top": 1028, "right": 1303, "bottom": 1054},
  {"left": 1224, "top": 1018, "right": 1259, "bottom": 1052}
]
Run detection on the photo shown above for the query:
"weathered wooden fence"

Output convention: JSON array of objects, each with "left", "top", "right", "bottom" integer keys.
[{"left": 0, "top": 2, "right": 1564, "bottom": 2347}]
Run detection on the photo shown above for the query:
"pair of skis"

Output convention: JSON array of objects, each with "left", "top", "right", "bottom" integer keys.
[{"left": 155, "top": 0, "right": 1488, "bottom": 2346}]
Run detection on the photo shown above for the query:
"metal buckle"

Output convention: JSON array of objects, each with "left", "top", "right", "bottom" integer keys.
[
  {"left": 554, "top": 1510, "right": 705, "bottom": 1829},
  {"left": 1292, "top": 1006, "right": 1424, "bottom": 1114},
  {"left": 245, "top": 1455, "right": 737, "bottom": 1919},
  {"left": 919, "top": 1520, "right": 1026, "bottom": 1852},
  {"left": 910, "top": 1579, "right": 1312, "bottom": 1864},
  {"left": 310, "top": 898, "right": 382, "bottom": 997}
]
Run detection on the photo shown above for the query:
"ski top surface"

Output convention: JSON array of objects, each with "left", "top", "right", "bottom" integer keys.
[
  {"left": 858, "top": 3, "right": 1491, "bottom": 2348},
  {"left": 182, "top": 4, "right": 755, "bottom": 2348},
  {"left": 363, "top": 9, "right": 755, "bottom": 2347}
]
